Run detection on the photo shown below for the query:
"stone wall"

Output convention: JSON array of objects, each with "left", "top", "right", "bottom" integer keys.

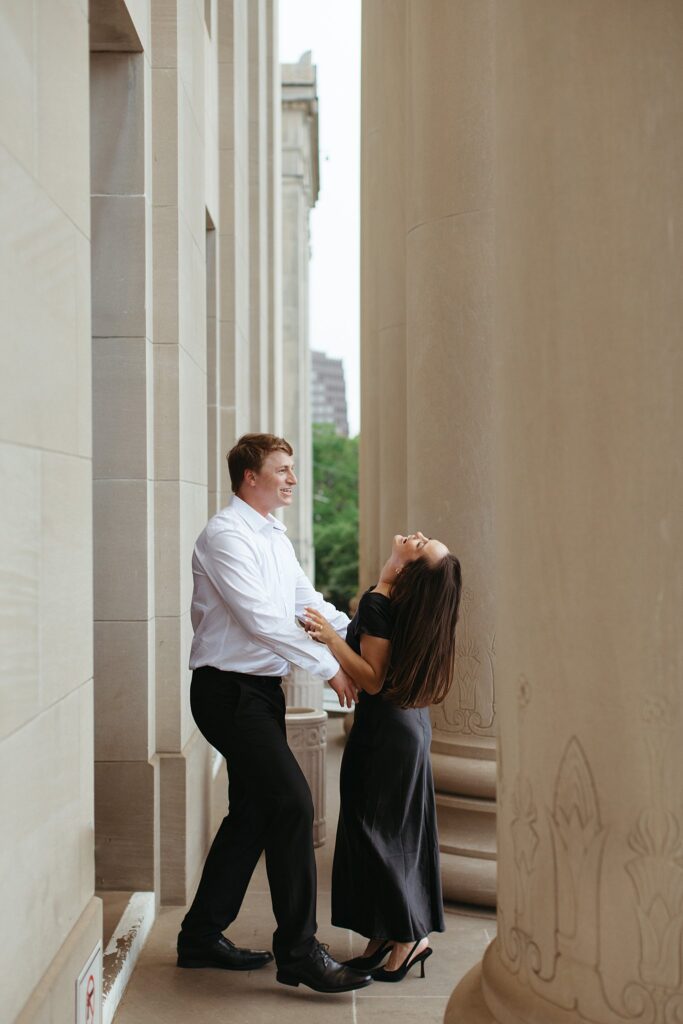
[
  {"left": 1, "top": 0, "right": 291, "bottom": 1018},
  {"left": 0, "top": 0, "right": 99, "bottom": 1020}
]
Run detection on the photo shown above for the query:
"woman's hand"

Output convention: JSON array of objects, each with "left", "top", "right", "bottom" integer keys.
[{"left": 304, "top": 607, "right": 338, "bottom": 646}]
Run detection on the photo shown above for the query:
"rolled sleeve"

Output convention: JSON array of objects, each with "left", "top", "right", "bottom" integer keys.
[
  {"left": 294, "top": 566, "right": 351, "bottom": 640},
  {"left": 197, "top": 529, "right": 340, "bottom": 679}
]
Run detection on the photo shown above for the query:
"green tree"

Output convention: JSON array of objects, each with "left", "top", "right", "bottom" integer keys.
[{"left": 312, "top": 424, "right": 359, "bottom": 613}]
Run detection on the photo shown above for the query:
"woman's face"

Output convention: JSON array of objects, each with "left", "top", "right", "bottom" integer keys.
[{"left": 392, "top": 531, "right": 449, "bottom": 566}]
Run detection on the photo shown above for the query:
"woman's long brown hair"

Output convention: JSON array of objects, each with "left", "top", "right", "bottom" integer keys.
[{"left": 383, "top": 553, "right": 462, "bottom": 709}]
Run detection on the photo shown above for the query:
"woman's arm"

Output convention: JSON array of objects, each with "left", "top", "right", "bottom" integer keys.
[{"left": 304, "top": 607, "right": 391, "bottom": 695}]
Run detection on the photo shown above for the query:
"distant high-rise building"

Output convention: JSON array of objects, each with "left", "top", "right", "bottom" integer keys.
[{"left": 311, "top": 350, "right": 349, "bottom": 436}]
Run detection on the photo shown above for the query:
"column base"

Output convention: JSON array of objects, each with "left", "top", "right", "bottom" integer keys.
[
  {"left": 432, "top": 731, "right": 497, "bottom": 906},
  {"left": 440, "top": 848, "right": 496, "bottom": 906},
  {"left": 445, "top": 960, "right": 496, "bottom": 1024}
]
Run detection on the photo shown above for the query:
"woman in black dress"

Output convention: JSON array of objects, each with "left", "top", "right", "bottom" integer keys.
[{"left": 304, "top": 531, "right": 462, "bottom": 982}]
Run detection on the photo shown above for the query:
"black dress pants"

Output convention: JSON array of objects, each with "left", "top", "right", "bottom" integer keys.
[{"left": 180, "top": 666, "right": 317, "bottom": 965}]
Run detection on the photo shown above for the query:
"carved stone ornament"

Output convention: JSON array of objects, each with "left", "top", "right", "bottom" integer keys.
[{"left": 433, "top": 587, "right": 496, "bottom": 736}]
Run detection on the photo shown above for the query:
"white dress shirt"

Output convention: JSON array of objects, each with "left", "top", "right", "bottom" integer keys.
[{"left": 189, "top": 495, "right": 350, "bottom": 678}]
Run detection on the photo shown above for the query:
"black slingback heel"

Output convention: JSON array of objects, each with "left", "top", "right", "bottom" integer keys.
[
  {"left": 371, "top": 939, "right": 432, "bottom": 982},
  {"left": 344, "top": 940, "right": 393, "bottom": 971}
]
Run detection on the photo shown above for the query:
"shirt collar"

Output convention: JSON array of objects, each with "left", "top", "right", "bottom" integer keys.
[{"left": 231, "top": 495, "right": 287, "bottom": 534}]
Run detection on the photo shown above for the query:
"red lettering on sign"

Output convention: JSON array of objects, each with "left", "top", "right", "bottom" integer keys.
[{"left": 86, "top": 974, "right": 96, "bottom": 1024}]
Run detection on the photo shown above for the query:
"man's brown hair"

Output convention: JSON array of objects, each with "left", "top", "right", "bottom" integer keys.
[{"left": 227, "top": 433, "right": 293, "bottom": 494}]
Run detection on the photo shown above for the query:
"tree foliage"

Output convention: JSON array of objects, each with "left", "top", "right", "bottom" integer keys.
[{"left": 312, "top": 424, "right": 359, "bottom": 613}]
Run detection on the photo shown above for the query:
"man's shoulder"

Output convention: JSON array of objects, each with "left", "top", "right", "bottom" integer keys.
[{"left": 199, "top": 504, "right": 250, "bottom": 544}]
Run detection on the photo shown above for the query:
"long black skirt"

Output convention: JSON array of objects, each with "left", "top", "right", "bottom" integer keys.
[{"left": 331, "top": 695, "right": 445, "bottom": 941}]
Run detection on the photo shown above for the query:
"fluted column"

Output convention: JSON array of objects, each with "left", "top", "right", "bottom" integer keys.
[
  {"left": 358, "top": 0, "right": 385, "bottom": 591},
  {"left": 266, "top": 0, "right": 283, "bottom": 435},
  {"left": 281, "top": 53, "right": 318, "bottom": 579},
  {"left": 361, "top": 0, "right": 496, "bottom": 903},
  {"left": 360, "top": 0, "right": 407, "bottom": 580},
  {"left": 247, "top": 0, "right": 269, "bottom": 430},
  {"left": 405, "top": 0, "right": 496, "bottom": 906},
  {"left": 376, "top": 0, "right": 408, "bottom": 554},
  {"left": 281, "top": 54, "right": 320, "bottom": 707},
  {"left": 448, "top": 2, "right": 683, "bottom": 1021}
]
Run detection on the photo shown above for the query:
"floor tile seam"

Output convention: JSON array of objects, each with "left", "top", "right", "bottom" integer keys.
[{"left": 356, "top": 993, "right": 451, "bottom": 998}]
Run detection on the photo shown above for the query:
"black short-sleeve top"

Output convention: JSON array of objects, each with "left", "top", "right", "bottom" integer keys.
[{"left": 345, "top": 587, "right": 394, "bottom": 656}]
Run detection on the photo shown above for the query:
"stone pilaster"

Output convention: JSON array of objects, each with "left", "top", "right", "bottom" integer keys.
[
  {"left": 90, "top": 12, "right": 160, "bottom": 898},
  {"left": 448, "top": 2, "right": 683, "bottom": 1020},
  {"left": 150, "top": 0, "right": 214, "bottom": 906}
]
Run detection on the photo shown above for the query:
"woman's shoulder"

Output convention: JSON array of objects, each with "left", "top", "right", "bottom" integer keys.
[
  {"left": 357, "top": 586, "right": 394, "bottom": 637},
  {"left": 360, "top": 585, "right": 392, "bottom": 604},
  {"left": 358, "top": 588, "right": 392, "bottom": 616}
]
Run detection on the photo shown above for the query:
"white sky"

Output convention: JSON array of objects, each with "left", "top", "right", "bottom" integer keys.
[{"left": 280, "top": 0, "right": 361, "bottom": 436}]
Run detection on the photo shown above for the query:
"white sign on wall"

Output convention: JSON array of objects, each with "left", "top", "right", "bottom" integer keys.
[{"left": 76, "top": 942, "right": 102, "bottom": 1024}]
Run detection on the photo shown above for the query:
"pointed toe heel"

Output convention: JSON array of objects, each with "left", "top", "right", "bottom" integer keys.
[
  {"left": 371, "top": 940, "right": 433, "bottom": 983},
  {"left": 344, "top": 941, "right": 393, "bottom": 971}
]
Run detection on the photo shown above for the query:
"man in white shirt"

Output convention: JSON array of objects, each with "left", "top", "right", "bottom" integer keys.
[{"left": 176, "top": 434, "right": 372, "bottom": 994}]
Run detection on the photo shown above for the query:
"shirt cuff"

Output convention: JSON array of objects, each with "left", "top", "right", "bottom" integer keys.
[{"left": 316, "top": 647, "right": 340, "bottom": 681}]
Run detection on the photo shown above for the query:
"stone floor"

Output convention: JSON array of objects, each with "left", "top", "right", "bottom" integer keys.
[{"left": 114, "top": 717, "right": 495, "bottom": 1024}]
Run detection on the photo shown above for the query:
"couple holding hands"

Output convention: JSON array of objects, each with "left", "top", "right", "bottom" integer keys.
[{"left": 177, "top": 433, "right": 462, "bottom": 994}]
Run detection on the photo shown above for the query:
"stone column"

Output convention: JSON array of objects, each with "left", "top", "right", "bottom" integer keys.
[
  {"left": 358, "top": 0, "right": 382, "bottom": 591},
  {"left": 219, "top": 0, "right": 252, "bottom": 444},
  {"left": 266, "top": 0, "right": 284, "bottom": 436},
  {"left": 448, "top": 3, "right": 683, "bottom": 1021},
  {"left": 405, "top": 0, "right": 497, "bottom": 906},
  {"left": 247, "top": 0, "right": 269, "bottom": 430},
  {"left": 375, "top": 0, "right": 408, "bottom": 560},
  {"left": 361, "top": 1, "right": 496, "bottom": 902},
  {"left": 281, "top": 52, "right": 318, "bottom": 580},
  {"left": 281, "top": 54, "right": 320, "bottom": 708}
]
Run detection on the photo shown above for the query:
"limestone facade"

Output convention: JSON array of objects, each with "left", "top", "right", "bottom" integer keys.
[
  {"left": 361, "top": 2, "right": 683, "bottom": 1022},
  {"left": 0, "top": 0, "right": 314, "bottom": 1019}
]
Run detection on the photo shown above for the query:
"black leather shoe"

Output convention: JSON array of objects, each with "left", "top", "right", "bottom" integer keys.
[
  {"left": 177, "top": 934, "right": 274, "bottom": 971},
  {"left": 276, "top": 942, "right": 373, "bottom": 993}
]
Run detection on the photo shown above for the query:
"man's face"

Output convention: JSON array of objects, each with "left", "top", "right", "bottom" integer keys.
[{"left": 244, "top": 450, "right": 297, "bottom": 515}]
